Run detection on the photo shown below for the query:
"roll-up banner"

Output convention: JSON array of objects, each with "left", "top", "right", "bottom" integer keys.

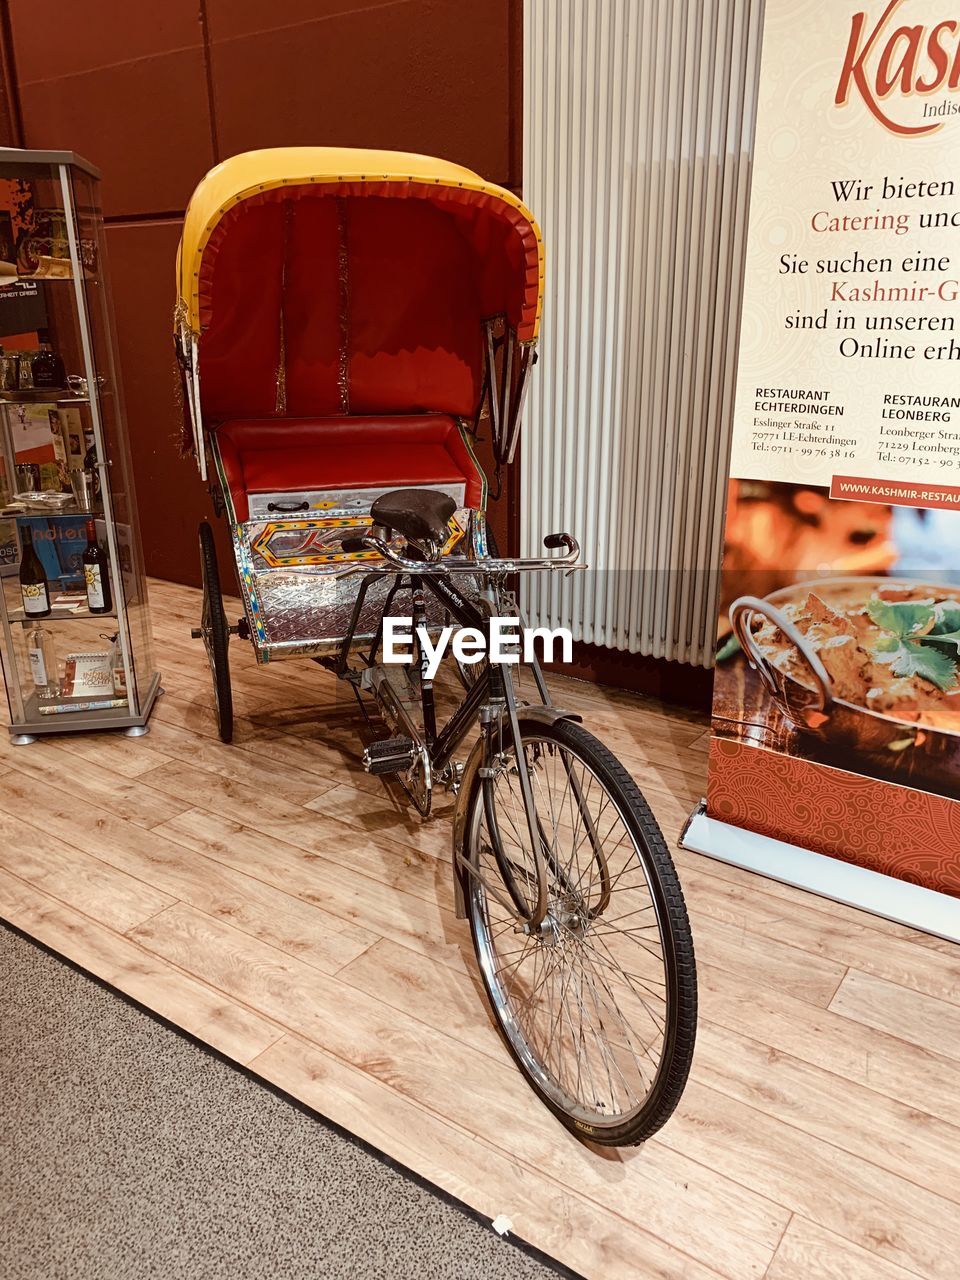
[{"left": 684, "top": 0, "right": 960, "bottom": 934}]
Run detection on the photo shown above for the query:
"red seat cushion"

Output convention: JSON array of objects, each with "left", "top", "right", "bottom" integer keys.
[{"left": 213, "top": 415, "right": 483, "bottom": 522}]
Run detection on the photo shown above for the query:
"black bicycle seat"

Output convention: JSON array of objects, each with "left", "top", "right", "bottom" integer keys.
[{"left": 370, "top": 488, "right": 456, "bottom": 552}]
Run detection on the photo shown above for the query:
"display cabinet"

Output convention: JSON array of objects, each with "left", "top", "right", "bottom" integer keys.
[{"left": 0, "top": 149, "right": 158, "bottom": 742}]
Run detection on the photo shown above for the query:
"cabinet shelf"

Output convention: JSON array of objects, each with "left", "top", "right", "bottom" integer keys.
[
  {"left": 16, "top": 681, "right": 159, "bottom": 737},
  {"left": 0, "top": 270, "right": 95, "bottom": 286},
  {"left": 0, "top": 389, "right": 70, "bottom": 403},
  {"left": 2, "top": 506, "right": 99, "bottom": 520},
  {"left": 11, "top": 603, "right": 116, "bottom": 624},
  {"left": 29, "top": 688, "right": 127, "bottom": 715}
]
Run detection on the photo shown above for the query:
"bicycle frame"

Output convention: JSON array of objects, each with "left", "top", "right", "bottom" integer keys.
[{"left": 328, "top": 557, "right": 601, "bottom": 929}]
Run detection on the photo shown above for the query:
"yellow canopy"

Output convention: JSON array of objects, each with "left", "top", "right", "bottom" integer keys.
[{"left": 176, "top": 146, "right": 543, "bottom": 339}]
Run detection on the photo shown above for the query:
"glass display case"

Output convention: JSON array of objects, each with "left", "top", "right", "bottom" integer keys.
[{"left": 0, "top": 149, "right": 159, "bottom": 743}]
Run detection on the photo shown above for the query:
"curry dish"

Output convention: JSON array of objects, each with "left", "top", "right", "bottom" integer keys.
[{"left": 752, "top": 581, "right": 960, "bottom": 733}]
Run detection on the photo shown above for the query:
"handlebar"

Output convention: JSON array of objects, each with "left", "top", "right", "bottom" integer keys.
[
  {"left": 542, "top": 532, "right": 577, "bottom": 554},
  {"left": 336, "top": 530, "right": 584, "bottom": 577}
]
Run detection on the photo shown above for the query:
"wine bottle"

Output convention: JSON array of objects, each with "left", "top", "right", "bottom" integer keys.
[
  {"left": 83, "top": 442, "right": 101, "bottom": 510},
  {"left": 19, "top": 525, "right": 51, "bottom": 617},
  {"left": 32, "top": 332, "right": 66, "bottom": 390},
  {"left": 26, "top": 623, "right": 58, "bottom": 696},
  {"left": 82, "top": 518, "right": 112, "bottom": 614}
]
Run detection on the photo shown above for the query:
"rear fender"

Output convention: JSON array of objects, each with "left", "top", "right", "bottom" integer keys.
[{"left": 450, "top": 705, "right": 582, "bottom": 919}]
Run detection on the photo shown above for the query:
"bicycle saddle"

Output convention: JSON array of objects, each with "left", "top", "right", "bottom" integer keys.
[{"left": 370, "top": 488, "right": 456, "bottom": 554}]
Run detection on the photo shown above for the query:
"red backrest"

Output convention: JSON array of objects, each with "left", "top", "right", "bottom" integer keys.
[{"left": 198, "top": 194, "right": 484, "bottom": 423}]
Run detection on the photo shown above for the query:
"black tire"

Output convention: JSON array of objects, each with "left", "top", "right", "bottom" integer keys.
[
  {"left": 198, "top": 520, "right": 234, "bottom": 744},
  {"left": 465, "top": 717, "right": 697, "bottom": 1146}
]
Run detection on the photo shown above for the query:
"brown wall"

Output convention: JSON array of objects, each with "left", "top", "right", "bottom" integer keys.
[{"left": 0, "top": 0, "right": 522, "bottom": 585}]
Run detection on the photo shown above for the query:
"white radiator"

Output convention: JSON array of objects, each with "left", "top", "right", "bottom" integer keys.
[{"left": 521, "top": 0, "right": 764, "bottom": 667}]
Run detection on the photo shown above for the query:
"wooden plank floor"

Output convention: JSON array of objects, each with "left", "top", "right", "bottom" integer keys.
[{"left": 2, "top": 576, "right": 960, "bottom": 1278}]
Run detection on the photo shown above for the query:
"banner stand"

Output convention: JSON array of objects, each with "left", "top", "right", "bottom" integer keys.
[
  {"left": 698, "top": 0, "right": 960, "bottom": 904},
  {"left": 681, "top": 803, "right": 960, "bottom": 944}
]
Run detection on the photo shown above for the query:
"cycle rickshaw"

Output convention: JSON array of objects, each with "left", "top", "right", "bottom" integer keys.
[{"left": 175, "top": 148, "right": 696, "bottom": 1144}]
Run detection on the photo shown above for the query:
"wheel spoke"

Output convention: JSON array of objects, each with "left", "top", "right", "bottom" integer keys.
[{"left": 467, "top": 726, "right": 690, "bottom": 1135}]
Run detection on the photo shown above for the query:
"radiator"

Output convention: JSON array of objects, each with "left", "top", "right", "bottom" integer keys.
[{"left": 521, "top": 0, "right": 764, "bottom": 667}]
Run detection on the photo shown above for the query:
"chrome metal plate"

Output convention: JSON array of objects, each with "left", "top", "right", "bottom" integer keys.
[{"left": 233, "top": 488, "right": 469, "bottom": 661}]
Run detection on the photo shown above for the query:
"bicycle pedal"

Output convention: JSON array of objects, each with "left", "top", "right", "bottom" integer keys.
[{"left": 363, "top": 736, "right": 417, "bottom": 775}]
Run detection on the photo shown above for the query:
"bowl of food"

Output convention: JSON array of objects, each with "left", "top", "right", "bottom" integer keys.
[{"left": 730, "top": 577, "right": 960, "bottom": 778}]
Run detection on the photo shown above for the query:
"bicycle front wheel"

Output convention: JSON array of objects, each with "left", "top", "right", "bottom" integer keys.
[{"left": 465, "top": 717, "right": 696, "bottom": 1145}]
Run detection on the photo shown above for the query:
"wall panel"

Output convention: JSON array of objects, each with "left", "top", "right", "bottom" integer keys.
[
  {"left": 8, "top": 0, "right": 215, "bottom": 217},
  {"left": 207, "top": 0, "right": 517, "bottom": 186}
]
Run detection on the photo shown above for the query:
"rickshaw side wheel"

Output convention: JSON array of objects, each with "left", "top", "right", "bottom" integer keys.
[{"left": 198, "top": 520, "right": 234, "bottom": 744}]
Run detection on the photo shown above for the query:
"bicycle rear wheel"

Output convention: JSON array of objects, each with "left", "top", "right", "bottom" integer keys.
[{"left": 465, "top": 717, "right": 696, "bottom": 1145}]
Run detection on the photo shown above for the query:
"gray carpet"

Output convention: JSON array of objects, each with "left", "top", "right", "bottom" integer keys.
[{"left": 0, "top": 924, "right": 569, "bottom": 1280}]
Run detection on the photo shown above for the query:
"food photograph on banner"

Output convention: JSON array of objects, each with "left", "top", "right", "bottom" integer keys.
[{"left": 698, "top": 0, "right": 960, "bottom": 898}]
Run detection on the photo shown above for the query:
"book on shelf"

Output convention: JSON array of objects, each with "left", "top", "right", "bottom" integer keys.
[
  {"left": 61, "top": 649, "right": 114, "bottom": 697},
  {"left": 37, "top": 696, "right": 128, "bottom": 715}
]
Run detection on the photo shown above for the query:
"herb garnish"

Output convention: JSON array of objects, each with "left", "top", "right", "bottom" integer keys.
[{"left": 867, "top": 597, "right": 960, "bottom": 692}]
